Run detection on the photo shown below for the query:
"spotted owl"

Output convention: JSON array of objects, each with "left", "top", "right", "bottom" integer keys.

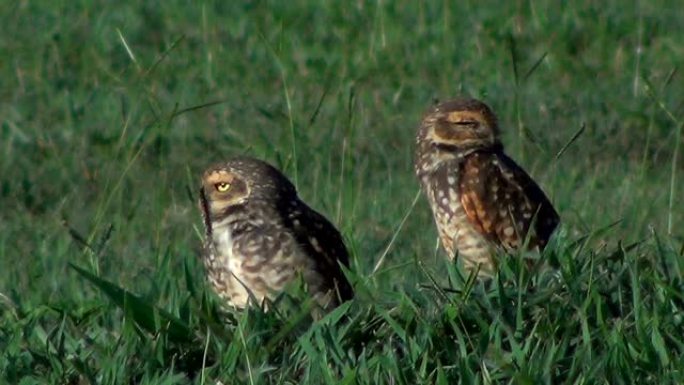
[
  {"left": 198, "top": 157, "right": 353, "bottom": 311},
  {"left": 414, "top": 98, "right": 559, "bottom": 277}
]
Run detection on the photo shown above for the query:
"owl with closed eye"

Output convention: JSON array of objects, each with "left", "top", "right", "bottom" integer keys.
[
  {"left": 198, "top": 157, "right": 353, "bottom": 311},
  {"left": 414, "top": 98, "right": 559, "bottom": 277}
]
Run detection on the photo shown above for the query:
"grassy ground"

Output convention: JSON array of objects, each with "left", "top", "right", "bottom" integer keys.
[{"left": 1, "top": 1, "right": 683, "bottom": 383}]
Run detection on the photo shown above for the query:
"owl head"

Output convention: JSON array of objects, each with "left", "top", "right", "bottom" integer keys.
[
  {"left": 419, "top": 98, "right": 501, "bottom": 151},
  {"left": 415, "top": 98, "right": 503, "bottom": 177},
  {"left": 199, "top": 157, "right": 297, "bottom": 222}
]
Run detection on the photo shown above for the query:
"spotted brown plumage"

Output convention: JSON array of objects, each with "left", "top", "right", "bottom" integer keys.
[
  {"left": 414, "top": 98, "right": 559, "bottom": 276},
  {"left": 198, "top": 157, "right": 353, "bottom": 311}
]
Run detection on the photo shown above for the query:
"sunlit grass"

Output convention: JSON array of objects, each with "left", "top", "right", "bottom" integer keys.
[{"left": 1, "top": 1, "right": 683, "bottom": 383}]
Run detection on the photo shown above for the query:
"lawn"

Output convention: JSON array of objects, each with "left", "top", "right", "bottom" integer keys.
[{"left": 1, "top": 1, "right": 683, "bottom": 383}]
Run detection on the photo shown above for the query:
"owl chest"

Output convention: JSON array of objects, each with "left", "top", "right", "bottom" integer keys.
[
  {"left": 210, "top": 229, "right": 242, "bottom": 275},
  {"left": 204, "top": 229, "right": 250, "bottom": 304},
  {"left": 205, "top": 224, "right": 304, "bottom": 307},
  {"left": 423, "top": 172, "right": 491, "bottom": 264}
]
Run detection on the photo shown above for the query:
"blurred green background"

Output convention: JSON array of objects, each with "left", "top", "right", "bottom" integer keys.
[{"left": 1, "top": 1, "right": 683, "bottom": 383}]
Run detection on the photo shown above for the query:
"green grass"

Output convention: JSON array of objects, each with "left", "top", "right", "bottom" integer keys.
[{"left": 1, "top": 1, "right": 684, "bottom": 383}]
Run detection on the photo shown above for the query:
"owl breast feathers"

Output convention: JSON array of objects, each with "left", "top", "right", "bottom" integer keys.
[
  {"left": 415, "top": 98, "right": 559, "bottom": 276},
  {"left": 199, "top": 157, "right": 353, "bottom": 311}
]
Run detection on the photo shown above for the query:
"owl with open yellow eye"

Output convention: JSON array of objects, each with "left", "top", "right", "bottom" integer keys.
[
  {"left": 414, "top": 98, "right": 559, "bottom": 277},
  {"left": 198, "top": 157, "right": 353, "bottom": 311}
]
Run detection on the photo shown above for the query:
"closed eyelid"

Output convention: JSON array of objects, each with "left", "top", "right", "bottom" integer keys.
[{"left": 445, "top": 110, "right": 485, "bottom": 124}]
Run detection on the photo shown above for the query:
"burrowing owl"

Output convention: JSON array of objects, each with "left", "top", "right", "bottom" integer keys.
[
  {"left": 414, "top": 98, "right": 559, "bottom": 277},
  {"left": 198, "top": 157, "right": 353, "bottom": 311}
]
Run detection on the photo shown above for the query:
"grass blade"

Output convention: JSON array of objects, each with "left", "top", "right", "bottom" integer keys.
[{"left": 70, "top": 263, "right": 194, "bottom": 343}]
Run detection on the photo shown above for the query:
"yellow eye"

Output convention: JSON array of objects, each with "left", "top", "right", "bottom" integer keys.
[{"left": 215, "top": 182, "right": 230, "bottom": 192}]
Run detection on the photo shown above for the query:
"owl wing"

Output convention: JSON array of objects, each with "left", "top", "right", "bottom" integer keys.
[
  {"left": 459, "top": 151, "right": 559, "bottom": 250},
  {"left": 286, "top": 203, "right": 354, "bottom": 303}
]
